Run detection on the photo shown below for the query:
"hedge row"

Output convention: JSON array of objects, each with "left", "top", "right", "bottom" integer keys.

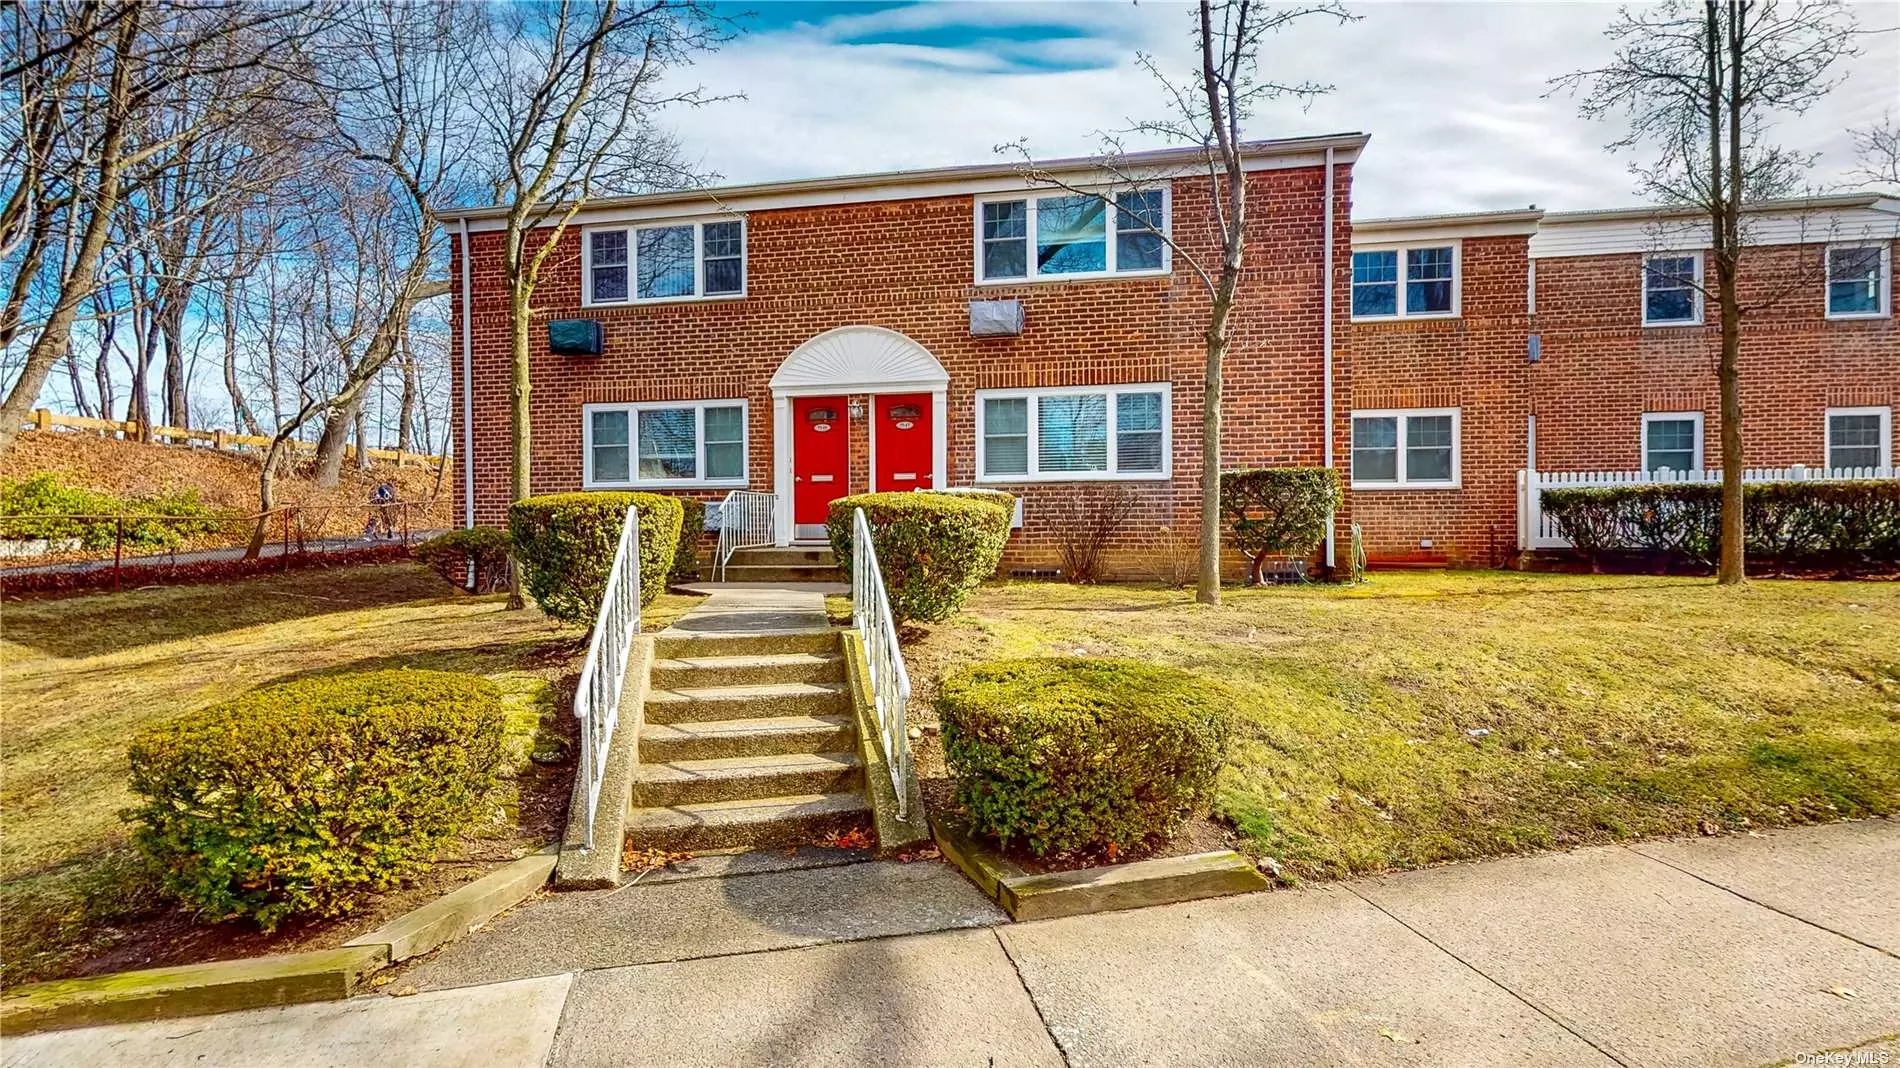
[
  {"left": 1543, "top": 480, "right": 1900, "bottom": 566},
  {"left": 1, "top": 472, "right": 230, "bottom": 551},
  {"left": 507, "top": 492, "right": 681, "bottom": 624},
  {"left": 413, "top": 527, "right": 511, "bottom": 592},
  {"left": 824, "top": 491, "right": 1012, "bottom": 624},
  {"left": 0, "top": 544, "right": 412, "bottom": 598}
]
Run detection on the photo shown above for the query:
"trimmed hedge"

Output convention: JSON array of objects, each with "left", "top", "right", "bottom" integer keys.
[
  {"left": 938, "top": 658, "right": 1231, "bottom": 857},
  {"left": 1542, "top": 480, "right": 1900, "bottom": 568},
  {"left": 508, "top": 492, "right": 682, "bottom": 623},
  {"left": 670, "top": 497, "right": 706, "bottom": 583},
  {"left": 413, "top": 527, "right": 511, "bottom": 592},
  {"left": 124, "top": 670, "right": 506, "bottom": 930},
  {"left": 824, "top": 491, "right": 1012, "bottom": 624},
  {"left": 1219, "top": 467, "right": 1340, "bottom": 584}
]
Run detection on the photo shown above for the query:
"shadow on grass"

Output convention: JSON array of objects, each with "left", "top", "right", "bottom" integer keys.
[
  {"left": 256, "top": 637, "right": 586, "bottom": 691},
  {"left": 1, "top": 564, "right": 470, "bottom": 659}
]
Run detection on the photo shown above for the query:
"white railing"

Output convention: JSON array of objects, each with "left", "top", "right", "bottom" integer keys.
[
  {"left": 572, "top": 507, "right": 642, "bottom": 851},
  {"left": 1518, "top": 465, "right": 1898, "bottom": 549},
  {"left": 850, "top": 506, "right": 911, "bottom": 818},
  {"left": 714, "top": 489, "right": 776, "bottom": 580}
]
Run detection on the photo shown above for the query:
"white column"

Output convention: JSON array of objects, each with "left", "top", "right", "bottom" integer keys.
[
  {"left": 932, "top": 387, "right": 948, "bottom": 489},
  {"left": 773, "top": 393, "right": 792, "bottom": 545}
]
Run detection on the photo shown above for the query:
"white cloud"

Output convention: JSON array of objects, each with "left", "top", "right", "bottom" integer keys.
[{"left": 665, "top": 1, "right": 1900, "bottom": 216}]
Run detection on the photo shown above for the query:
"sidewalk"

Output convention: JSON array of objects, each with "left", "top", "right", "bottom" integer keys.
[{"left": 8, "top": 819, "right": 1896, "bottom": 1068}]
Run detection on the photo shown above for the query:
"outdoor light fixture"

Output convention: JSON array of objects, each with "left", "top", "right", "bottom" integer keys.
[{"left": 848, "top": 398, "right": 866, "bottom": 420}]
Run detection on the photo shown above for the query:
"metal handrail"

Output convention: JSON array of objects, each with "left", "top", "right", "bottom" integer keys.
[
  {"left": 714, "top": 489, "right": 775, "bottom": 580},
  {"left": 850, "top": 506, "right": 911, "bottom": 818},
  {"left": 571, "top": 506, "right": 642, "bottom": 851}
]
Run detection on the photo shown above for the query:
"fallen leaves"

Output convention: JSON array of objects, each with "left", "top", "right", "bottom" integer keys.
[
  {"left": 819, "top": 827, "right": 874, "bottom": 851},
  {"left": 894, "top": 846, "right": 940, "bottom": 863},
  {"left": 621, "top": 844, "right": 693, "bottom": 875}
]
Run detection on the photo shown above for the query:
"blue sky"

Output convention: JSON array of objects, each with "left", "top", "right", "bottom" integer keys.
[{"left": 677, "top": 1, "right": 1900, "bottom": 216}]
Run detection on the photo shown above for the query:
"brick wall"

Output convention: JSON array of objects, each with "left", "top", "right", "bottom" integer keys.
[{"left": 450, "top": 165, "right": 1358, "bottom": 579}]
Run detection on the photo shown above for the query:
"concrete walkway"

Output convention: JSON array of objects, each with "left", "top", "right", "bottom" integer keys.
[{"left": 10, "top": 820, "right": 1896, "bottom": 1068}]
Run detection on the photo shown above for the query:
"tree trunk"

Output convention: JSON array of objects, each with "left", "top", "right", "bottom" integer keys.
[
  {"left": 311, "top": 397, "right": 358, "bottom": 486},
  {"left": 506, "top": 283, "right": 533, "bottom": 609},
  {"left": 1196, "top": 325, "right": 1225, "bottom": 605},
  {"left": 397, "top": 337, "right": 417, "bottom": 454},
  {"left": 222, "top": 285, "right": 261, "bottom": 435},
  {"left": 1713, "top": 0, "right": 1746, "bottom": 586},
  {"left": 354, "top": 405, "right": 371, "bottom": 470},
  {"left": 244, "top": 442, "right": 285, "bottom": 559},
  {"left": 161, "top": 300, "right": 189, "bottom": 429}
]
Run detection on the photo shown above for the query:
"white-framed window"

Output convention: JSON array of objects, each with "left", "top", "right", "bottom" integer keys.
[
  {"left": 975, "top": 383, "right": 1171, "bottom": 481},
  {"left": 1824, "top": 244, "right": 1891, "bottom": 320},
  {"left": 974, "top": 189, "right": 1171, "bottom": 284},
  {"left": 583, "top": 399, "right": 747, "bottom": 488},
  {"left": 1350, "top": 408, "right": 1460, "bottom": 489},
  {"left": 1641, "top": 412, "right": 1704, "bottom": 473},
  {"left": 1642, "top": 252, "right": 1703, "bottom": 326},
  {"left": 583, "top": 218, "right": 745, "bottom": 306},
  {"left": 1350, "top": 243, "right": 1460, "bottom": 320},
  {"left": 1825, "top": 406, "right": 1892, "bottom": 471}
]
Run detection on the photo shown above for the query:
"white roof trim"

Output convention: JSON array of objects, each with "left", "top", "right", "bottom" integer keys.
[
  {"left": 1353, "top": 209, "right": 1543, "bottom": 244},
  {"left": 769, "top": 326, "right": 949, "bottom": 395}
]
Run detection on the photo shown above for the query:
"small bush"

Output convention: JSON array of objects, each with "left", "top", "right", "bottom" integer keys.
[
  {"left": 0, "top": 472, "right": 227, "bottom": 550},
  {"left": 124, "top": 670, "right": 506, "bottom": 930},
  {"left": 1542, "top": 480, "right": 1900, "bottom": 570},
  {"left": 824, "top": 491, "right": 1011, "bottom": 624},
  {"left": 1220, "top": 467, "right": 1340, "bottom": 584},
  {"left": 1048, "top": 484, "right": 1140, "bottom": 584},
  {"left": 508, "top": 492, "right": 682, "bottom": 623},
  {"left": 938, "top": 658, "right": 1231, "bottom": 857},
  {"left": 414, "top": 527, "right": 511, "bottom": 592},
  {"left": 670, "top": 497, "right": 706, "bottom": 583}
]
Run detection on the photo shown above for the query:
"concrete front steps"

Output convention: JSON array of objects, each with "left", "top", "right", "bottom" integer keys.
[
  {"left": 629, "top": 624, "right": 869, "bottom": 853},
  {"left": 719, "top": 545, "right": 843, "bottom": 583}
]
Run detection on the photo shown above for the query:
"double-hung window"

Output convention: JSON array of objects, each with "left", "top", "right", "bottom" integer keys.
[
  {"left": 584, "top": 400, "right": 747, "bottom": 487},
  {"left": 1641, "top": 412, "right": 1703, "bottom": 473},
  {"left": 976, "top": 384, "right": 1170, "bottom": 481},
  {"left": 1642, "top": 253, "right": 1702, "bottom": 326},
  {"left": 1350, "top": 245, "right": 1458, "bottom": 319},
  {"left": 585, "top": 219, "right": 745, "bottom": 305},
  {"left": 1824, "top": 244, "right": 1891, "bottom": 319},
  {"left": 976, "top": 190, "right": 1170, "bottom": 282},
  {"left": 1826, "top": 407, "right": 1891, "bottom": 471},
  {"left": 1351, "top": 408, "right": 1460, "bottom": 488}
]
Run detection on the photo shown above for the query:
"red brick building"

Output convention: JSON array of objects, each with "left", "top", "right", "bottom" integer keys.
[
  {"left": 445, "top": 139, "right": 1897, "bottom": 575},
  {"left": 1348, "top": 194, "right": 1898, "bottom": 566}
]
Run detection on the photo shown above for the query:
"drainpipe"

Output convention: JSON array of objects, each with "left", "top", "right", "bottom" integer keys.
[
  {"left": 1321, "top": 147, "right": 1337, "bottom": 570},
  {"left": 458, "top": 217, "right": 477, "bottom": 589}
]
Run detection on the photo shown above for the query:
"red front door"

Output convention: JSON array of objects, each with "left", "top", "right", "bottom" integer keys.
[
  {"left": 874, "top": 393, "right": 934, "bottom": 492},
  {"left": 792, "top": 395, "right": 849, "bottom": 537}
]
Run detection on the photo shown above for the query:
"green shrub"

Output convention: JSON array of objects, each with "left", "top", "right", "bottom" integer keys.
[
  {"left": 124, "top": 670, "right": 506, "bottom": 930},
  {"left": 1542, "top": 480, "right": 1900, "bottom": 569},
  {"left": 1220, "top": 467, "right": 1340, "bottom": 584},
  {"left": 824, "top": 491, "right": 1011, "bottom": 624},
  {"left": 413, "top": 527, "right": 511, "bottom": 592},
  {"left": 938, "top": 658, "right": 1231, "bottom": 857},
  {"left": 670, "top": 497, "right": 706, "bottom": 583},
  {"left": 0, "top": 472, "right": 227, "bottom": 550},
  {"left": 508, "top": 492, "right": 682, "bottom": 623}
]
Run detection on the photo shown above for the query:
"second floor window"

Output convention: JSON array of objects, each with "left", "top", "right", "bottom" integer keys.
[
  {"left": 977, "top": 190, "right": 1169, "bottom": 282},
  {"left": 1826, "top": 245, "right": 1890, "bottom": 319},
  {"left": 586, "top": 219, "right": 745, "bottom": 305},
  {"left": 1351, "top": 246, "right": 1457, "bottom": 319},
  {"left": 1643, "top": 254, "right": 1701, "bottom": 326}
]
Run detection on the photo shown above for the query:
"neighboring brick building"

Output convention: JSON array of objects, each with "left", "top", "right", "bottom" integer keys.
[
  {"left": 443, "top": 136, "right": 1365, "bottom": 578},
  {"left": 444, "top": 138, "right": 1897, "bottom": 576},
  {"left": 1347, "top": 194, "right": 1898, "bottom": 566}
]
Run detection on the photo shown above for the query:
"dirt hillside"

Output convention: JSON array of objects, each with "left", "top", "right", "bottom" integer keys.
[{"left": 2, "top": 430, "right": 453, "bottom": 525}]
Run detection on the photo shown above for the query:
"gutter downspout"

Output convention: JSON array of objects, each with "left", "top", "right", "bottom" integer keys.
[
  {"left": 1322, "top": 147, "right": 1337, "bottom": 570},
  {"left": 457, "top": 217, "right": 477, "bottom": 588}
]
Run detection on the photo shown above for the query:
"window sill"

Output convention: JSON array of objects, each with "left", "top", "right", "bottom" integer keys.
[
  {"left": 1351, "top": 481, "right": 1462, "bottom": 491},
  {"left": 1350, "top": 313, "right": 1461, "bottom": 324},
  {"left": 582, "top": 479, "right": 751, "bottom": 491},
  {"left": 974, "top": 472, "right": 1171, "bottom": 485},
  {"left": 580, "top": 292, "right": 747, "bottom": 310},
  {"left": 1641, "top": 319, "right": 1703, "bottom": 329},
  {"left": 974, "top": 269, "right": 1171, "bottom": 287},
  {"left": 1823, "top": 310, "right": 1891, "bottom": 321}
]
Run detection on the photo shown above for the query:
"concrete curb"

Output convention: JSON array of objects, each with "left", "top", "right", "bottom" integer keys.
[
  {"left": 841, "top": 630, "right": 930, "bottom": 858},
  {"left": 553, "top": 634, "right": 654, "bottom": 889},
  {"left": 932, "top": 816, "right": 1271, "bottom": 921},
  {"left": 1, "top": 845, "right": 563, "bottom": 1036}
]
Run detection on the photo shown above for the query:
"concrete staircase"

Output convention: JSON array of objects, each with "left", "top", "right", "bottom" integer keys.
[
  {"left": 627, "top": 598, "right": 869, "bottom": 853},
  {"left": 719, "top": 545, "right": 844, "bottom": 584}
]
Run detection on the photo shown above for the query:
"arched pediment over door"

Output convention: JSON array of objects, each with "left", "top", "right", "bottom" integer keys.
[{"left": 769, "top": 325, "right": 948, "bottom": 395}]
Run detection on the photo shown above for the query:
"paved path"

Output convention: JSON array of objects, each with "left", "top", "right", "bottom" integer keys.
[{"left": 9, "top": 820, "right": 1897, "bottom": 1068}]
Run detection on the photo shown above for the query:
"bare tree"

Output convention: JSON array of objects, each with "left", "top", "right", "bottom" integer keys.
[
  {"left": 1011, "top": 0, "right": 1352, "bottom": 605},
  {"left": 0, "top": 0, "right": 317, "bottom": 454},
  {"left": 1851, "top": 111, "right": 1899, "bottom": 188},
  {"left": 466, "top": 0, "right": 722, "bottom": 607},
  {"left": 1558, "top": 0, "right": 1860, "bottom": 585}
]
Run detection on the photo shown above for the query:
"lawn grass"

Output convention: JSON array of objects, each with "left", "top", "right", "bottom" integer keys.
[
  {"left": 0, "top": 562, "right": 699, "bottom": 983},
  {"left": 905, "top": 571, "right": 1900, "bottom": 880}
]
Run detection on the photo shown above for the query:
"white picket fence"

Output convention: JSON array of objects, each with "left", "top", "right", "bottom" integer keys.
[{"left": 1517, "top": 465, "right": 1898, "bottom": 550}]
